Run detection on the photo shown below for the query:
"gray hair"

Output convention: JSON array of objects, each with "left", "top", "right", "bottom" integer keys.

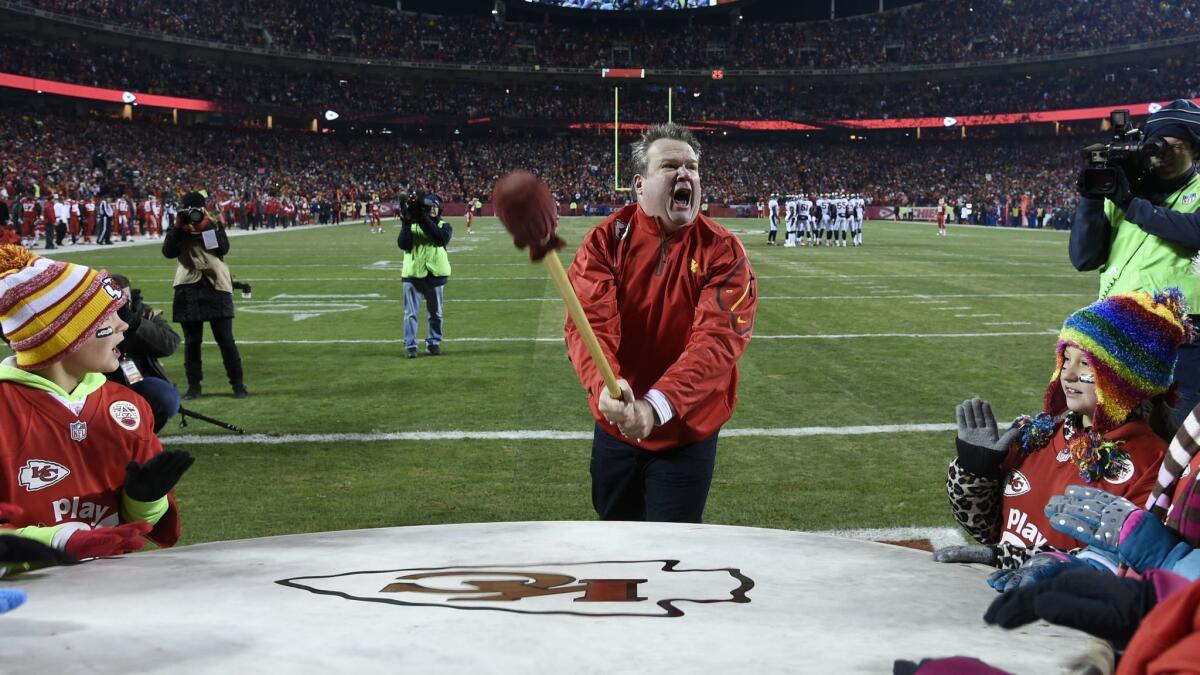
[{"left": 628, "top": 123, "right": 701, "bottom": 178}]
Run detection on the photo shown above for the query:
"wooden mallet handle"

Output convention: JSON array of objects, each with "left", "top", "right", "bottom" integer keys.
[{"left": 542, "top": 249, "right": 622, "bottom": 400}]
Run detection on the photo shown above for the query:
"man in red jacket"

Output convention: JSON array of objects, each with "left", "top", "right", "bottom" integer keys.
[{"left": 565, "top": 123, "right": 757, "bottom": 523}]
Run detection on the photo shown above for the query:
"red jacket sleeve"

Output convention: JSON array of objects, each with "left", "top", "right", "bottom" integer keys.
[
  {"left": 652, "top": 235, "right": 756, "bottom": 419},
  {"left": 1118, "top": 575, "right": 1200, "bottom": 675},
  {"left": 564, "top": 224, "right": 623, "bottom": 401}
]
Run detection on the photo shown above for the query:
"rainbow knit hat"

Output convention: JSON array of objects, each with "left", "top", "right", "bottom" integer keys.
[
  {"left": 0, "top": 245, "right": 125, "bottom": 370},
  {"left": 1044, "top": 289, "right": 1191, "bottom": 434}
]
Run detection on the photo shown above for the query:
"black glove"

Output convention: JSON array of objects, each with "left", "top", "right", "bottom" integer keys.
[
  {"left": 0, "top": 535, "right": 77, "bottom": 565},
  {"left": 983, "top": 567, "right": 1156, "bottom": 647},
  {"left": 123, "top": 449, "right": 195, "bottom": 502}
]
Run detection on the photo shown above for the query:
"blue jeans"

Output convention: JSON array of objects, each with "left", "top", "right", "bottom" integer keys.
[
  {"left": 403, "top": 278, "right": 444, "bottom": 349},
  {"left": 589, "top": 424, "right": 718, "bottom": 523},
  {"left": 131, "top": 376, "right": 180, "bottom": 434}
]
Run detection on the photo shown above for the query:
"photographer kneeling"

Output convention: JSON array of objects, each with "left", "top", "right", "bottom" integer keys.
[
  {"left": 163, "top": 191, "right": 248, "bottom": 399},
  {"left": 105, "top": 275, "right": 181, "bottom": 434},
  {"left": 1071, "top": 99, "right": 1200, "bottom": 424},
  {"left": 397, "top": 189, "right": 451, "bottom": 359}
]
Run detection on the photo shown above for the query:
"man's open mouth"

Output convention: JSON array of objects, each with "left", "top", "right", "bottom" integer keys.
[{"left": 672, "top": 185, "right": 692, "bottom": 210}]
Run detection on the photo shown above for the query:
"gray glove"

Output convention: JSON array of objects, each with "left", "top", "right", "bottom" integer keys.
[
  {"left": 956, "top": 398, "right": 1021, "bottom": 451},
  {"left": 932, "top": 544, "right": 997, "bottom": 564},
  {"left": 1044, "top": 485, "right": 1138, "bottom": 555}
]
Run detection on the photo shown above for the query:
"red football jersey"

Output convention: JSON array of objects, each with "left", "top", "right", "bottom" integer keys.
[
  {"left": 0, "top": 380, "right": 180, "bottom": 546},
  {"left": 999, "top": 420, "right": 1164, "bottom": 550}
]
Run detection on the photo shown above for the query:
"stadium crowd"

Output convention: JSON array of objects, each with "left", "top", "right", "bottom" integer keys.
[
  {"left": 15, "top": 0, "right": 1199, "bottom": 70},
  {"left": 0, "top": 109, "right": 1083, "bottom": 224},
  {"left": 3, "top": 35, "right": 1198, "bottom": 123}
]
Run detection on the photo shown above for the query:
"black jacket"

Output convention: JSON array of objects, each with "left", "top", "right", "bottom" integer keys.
[
  {"left": 106, "top": 292, "right": 181, "bottom": 385},
  {"left": 162, "top": 225, "right": 235, "bottom": 322}
]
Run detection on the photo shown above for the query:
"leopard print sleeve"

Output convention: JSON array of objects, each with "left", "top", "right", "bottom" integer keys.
[{"left": 947, "top": 459, "right": 1003, "bottom": 545}]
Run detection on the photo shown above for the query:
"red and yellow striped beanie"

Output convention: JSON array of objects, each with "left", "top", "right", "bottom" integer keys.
[{"left": 0, "top": 245, "right": 125, "bottom": 370}]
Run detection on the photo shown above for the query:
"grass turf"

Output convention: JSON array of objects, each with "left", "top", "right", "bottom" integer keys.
[{"left": 41, "top": 217, "right": 1095, "bottom": 544}]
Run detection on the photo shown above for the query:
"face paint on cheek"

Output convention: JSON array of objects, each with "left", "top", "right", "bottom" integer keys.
[
  {"left": 95, "top": 326, "right": 114, "bottom": 339},
  {"left": 1078, "top": 372, "right": 1095, "bottom": 384}
]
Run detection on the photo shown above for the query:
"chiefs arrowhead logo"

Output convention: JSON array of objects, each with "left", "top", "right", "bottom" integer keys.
[
  {"left": 18, "top": 459, "right": 70, "bottom": 492},
  {"left": 278, "top": 560, "right": 752, "bottom": 618},
  {"left": 1003, "top": 470, "right": 1031, "bottom": 497}
]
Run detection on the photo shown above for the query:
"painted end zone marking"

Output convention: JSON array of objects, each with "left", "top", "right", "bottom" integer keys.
[
  {"left": 163, "top": 423, "right": 957, "bottom": 445},
  {"left": 812, "top": 526, "right": 967, "bottom": 550}
]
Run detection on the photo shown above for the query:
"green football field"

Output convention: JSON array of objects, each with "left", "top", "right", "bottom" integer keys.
[{"left": 44, "top": 217, "right": 1097, "bottom": 545}]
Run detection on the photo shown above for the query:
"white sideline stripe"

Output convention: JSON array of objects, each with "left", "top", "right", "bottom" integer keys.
[
  {"left": 815, "top": 527, "right": 967, "bottom": 550},
  {"left": 148, "top": 292, "right": 1086, "bottom": 304},
  {"left": 222, "top": 331, "right": 1056, "bottom": 346},
  {"left": 163, "top": 422, "right": 957, "bottom": 445}
]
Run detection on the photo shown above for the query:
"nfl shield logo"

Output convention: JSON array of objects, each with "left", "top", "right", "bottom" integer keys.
[
  {"left": 1184, "top": 193, "right": 1198, "bottom": 206},
  {"left": 69, "top": 421, "right": 88, "bottom": 442}
]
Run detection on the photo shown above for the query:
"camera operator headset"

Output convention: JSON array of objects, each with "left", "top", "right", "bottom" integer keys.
[
  {"left": 162, "top": 190, "right": 248, "bottom": 399},
  {"left": 1071, "top": 99, "right": 1200, "bottom": 424},
  {"left": 396, "top": 188, "right": 451, "bottom": 358}
]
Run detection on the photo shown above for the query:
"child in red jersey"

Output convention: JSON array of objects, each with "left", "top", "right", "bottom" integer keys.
[
  {"left": 935, "top": 291, "right": 1189, "bottom": 576},
  {"left": 0, "top": 245, "right": 192, "bottom": 570}
]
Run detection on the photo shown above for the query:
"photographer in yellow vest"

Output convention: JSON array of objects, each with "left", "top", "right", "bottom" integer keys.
[
  {"left": 1071, "top": 99, "right": 1200, "bottom": 424},
  {"left": 397, "top": 190, "right": 451, "bottom": 359}
]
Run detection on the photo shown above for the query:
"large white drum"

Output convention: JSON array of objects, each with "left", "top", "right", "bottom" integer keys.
[{"left": 2, "top": 522, "right": 1092, "bottom": 673}]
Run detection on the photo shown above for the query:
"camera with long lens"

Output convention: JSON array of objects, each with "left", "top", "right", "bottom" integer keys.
[
  {"left": 1079, "top": 109, "right": 1166, "bottom": 199},
  {"left": 178, "top": 207, "right": 209, "bottom": 231},
  {"left": 401, "top": 188, "right": 438, "bottom": 222}
]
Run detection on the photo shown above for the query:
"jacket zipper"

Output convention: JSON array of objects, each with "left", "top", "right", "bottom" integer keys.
[{"left": 655, "top": 227, "right": 669, "bottom": 277}]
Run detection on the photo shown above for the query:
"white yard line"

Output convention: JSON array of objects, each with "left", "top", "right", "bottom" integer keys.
[
  {"left": 163, "top": 422, "right": 957, "bottom": 445},
  {"left": 956, "top": 314, "right": 1001, "bottom": 318},
  {"left": 217, "top": 331, "right": 1056, "bottom": 346}
]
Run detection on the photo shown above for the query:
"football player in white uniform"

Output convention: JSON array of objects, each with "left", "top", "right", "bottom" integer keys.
[
  {"left": 767, "top": 194, "right": 780, "bottom": 246},
  {"left": 784, "top": 194, "right": 799, "bottom": 247},
  {"left": 817, "top": 194, "right": 831, "bottom": 246},
  {"left": 834, "top": 194, "right": 850, "bottom": 247},
  {"left": 798, "top": 193, "right": 813, "bottom": 246},
  {"left": 852, "top": 194, "right": 865, "bottom": 246}
]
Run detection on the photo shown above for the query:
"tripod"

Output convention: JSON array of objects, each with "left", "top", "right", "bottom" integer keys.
[{"left": 178, "top": 406, "right": 246, "bottom": 434}]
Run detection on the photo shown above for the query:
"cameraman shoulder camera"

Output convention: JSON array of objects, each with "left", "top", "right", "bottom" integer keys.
[
  {"left": 396, "top": 189, "right": 450, "bottom": 251},
  {"left": 1070, "top": 98, "right": 1200, "bottom": 424},
  {"left": 395, "top": 187, "right": 452, "bottom": 358}
]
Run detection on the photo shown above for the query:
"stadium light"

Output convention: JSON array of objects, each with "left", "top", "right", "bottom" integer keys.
[{"left": 324, "top": 110, "right": 340, "bottom": 121}]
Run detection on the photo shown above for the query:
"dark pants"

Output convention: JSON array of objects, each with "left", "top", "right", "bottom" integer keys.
[
  {"left": 590, "top": 424, "right": 717, "bottom": 524},
  {"left": 1174, "top": 338, "right": 1200, "bottom": 425},
  {"left": 181, "top": 318, "right": 244, "bottom": 391},
  {"left": 131, "top": 376, "right": 181, "bottom": 434},
  {"left": 97, "top": 214, "right": 112, "bottom": 244}
]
